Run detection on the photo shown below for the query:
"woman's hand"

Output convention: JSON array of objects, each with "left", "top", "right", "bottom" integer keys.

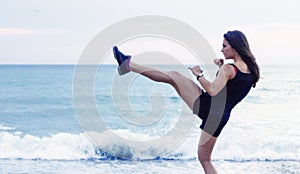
[
  {"left": 214, "top": 59, "right": 224, "bottom": 68},
  {"left": 188, "top": 65, "right": 203, "bottom": 76}
]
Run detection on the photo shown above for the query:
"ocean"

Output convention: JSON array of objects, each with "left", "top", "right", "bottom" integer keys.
[{"left": 0, "top": 64, "right": 299, "bottom": 174}]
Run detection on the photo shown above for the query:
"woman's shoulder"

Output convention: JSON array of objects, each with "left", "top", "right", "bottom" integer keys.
[
  {"left": 221, "top": 64, "right": 237, "bottom": 79},
  {"left": 221, "top": 64, "right": 236, "bottom": 72}
]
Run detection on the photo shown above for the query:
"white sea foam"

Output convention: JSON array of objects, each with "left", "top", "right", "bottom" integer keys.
[
  {"left": 1, "top": 127, "right": 298, "bottom": 161},
  {"left": 0, "top": 132, "right": 96, "bottom": 160}
]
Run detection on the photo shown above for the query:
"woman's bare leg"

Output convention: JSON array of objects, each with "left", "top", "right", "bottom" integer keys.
[
  {"left": 198, "top": 131, "right": 218, "bottom": 174},
  {"left": 129, "top": 61, "right": 202, "bottom": 110}
]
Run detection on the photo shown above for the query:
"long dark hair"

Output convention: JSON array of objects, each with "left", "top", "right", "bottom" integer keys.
[{"left": 224, "top": 30, "right": 260, "bottom": 88}]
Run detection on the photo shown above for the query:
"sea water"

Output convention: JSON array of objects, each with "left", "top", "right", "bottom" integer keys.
[{"left": 0, "top": 65, "right": 299, "bottom": 174}]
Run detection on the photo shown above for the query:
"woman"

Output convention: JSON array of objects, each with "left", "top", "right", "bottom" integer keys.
[{"left": 112, "top": 30, "right": 260, "bottom": 174}]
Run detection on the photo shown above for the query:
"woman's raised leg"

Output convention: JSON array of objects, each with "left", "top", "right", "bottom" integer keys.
[
  {"left": 112, "top": 46, "right": 202, "bottom": 112},
  {"left": 129, "top": 61, "right": 202, "bottom": 110}
]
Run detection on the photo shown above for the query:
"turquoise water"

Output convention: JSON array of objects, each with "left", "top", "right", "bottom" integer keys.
[{"left": 0, "top": 65, "right": 299, "bottom": 173}]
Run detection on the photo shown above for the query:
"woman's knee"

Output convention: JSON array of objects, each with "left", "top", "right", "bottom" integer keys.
[
  {"left": 166, "top": 71, "right": 181, "bottom": 86},
  {"left": 198, "top": 147, "right": 212, "bottom": 164},
  {"left": 198, "top": 153, "right": 211, "bottom": 164}
]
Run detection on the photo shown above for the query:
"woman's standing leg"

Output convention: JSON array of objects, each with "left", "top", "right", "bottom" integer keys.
[
  {"left": 129, "top": 61, "right": 202, "bottom": 110},
  {"left": 198, "top": 131, "right": 218, "bottom": 174}
]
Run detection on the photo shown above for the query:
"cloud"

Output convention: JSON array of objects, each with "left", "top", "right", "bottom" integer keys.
[{"left": 0, "top": 28, "right": 33, "bottom": 35}]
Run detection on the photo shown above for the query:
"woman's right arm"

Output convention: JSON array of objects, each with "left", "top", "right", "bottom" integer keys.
[{"left": 189, "top": 64, "right": 234, "bottom": 96}]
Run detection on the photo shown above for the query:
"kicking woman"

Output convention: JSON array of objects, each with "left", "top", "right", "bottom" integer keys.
[{"left": 112, "top": 30, "right": 260, "bottom": 174}]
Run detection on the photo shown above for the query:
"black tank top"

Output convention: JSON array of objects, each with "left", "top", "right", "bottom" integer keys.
[
  {"left": 225, "top": 64, "right": 253, "bottom": 113},
  {"left": 196, "top": 64, "right": 254, "bottom": 137}
]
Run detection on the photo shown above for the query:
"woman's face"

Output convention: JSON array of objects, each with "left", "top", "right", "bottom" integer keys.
[{"left": 221, "top": 39, "right": 236, "bottom": 59}]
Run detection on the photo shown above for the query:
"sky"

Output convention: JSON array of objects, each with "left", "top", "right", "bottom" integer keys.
[{"left": 1, "top": 0, "right": 300, "bottom": 65}]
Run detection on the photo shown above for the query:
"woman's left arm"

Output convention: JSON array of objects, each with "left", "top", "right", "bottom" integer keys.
[{"left": 189, "top": 64, "right": 235, "bottom": 96}]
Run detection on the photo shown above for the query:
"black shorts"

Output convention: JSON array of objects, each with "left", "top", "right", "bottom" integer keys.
[{"left": 193, "top": 91, "right": 230, "bottom": 137}]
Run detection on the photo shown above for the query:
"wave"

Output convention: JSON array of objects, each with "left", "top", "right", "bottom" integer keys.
[
  {"left": 0, "top": 131, "right": 178, "bottom": 161},
  {"left": 0, "top": 130, "right": 299, "bottom": 162}
]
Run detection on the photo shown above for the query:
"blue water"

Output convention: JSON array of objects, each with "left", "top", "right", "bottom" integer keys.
[{"left": 0, "top": 65, "right": 299, "bottom": 174}]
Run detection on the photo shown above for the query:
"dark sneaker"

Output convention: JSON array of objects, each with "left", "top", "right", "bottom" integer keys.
[{"left": 113, "top": 46, "right": 131, "bottom": 75}]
